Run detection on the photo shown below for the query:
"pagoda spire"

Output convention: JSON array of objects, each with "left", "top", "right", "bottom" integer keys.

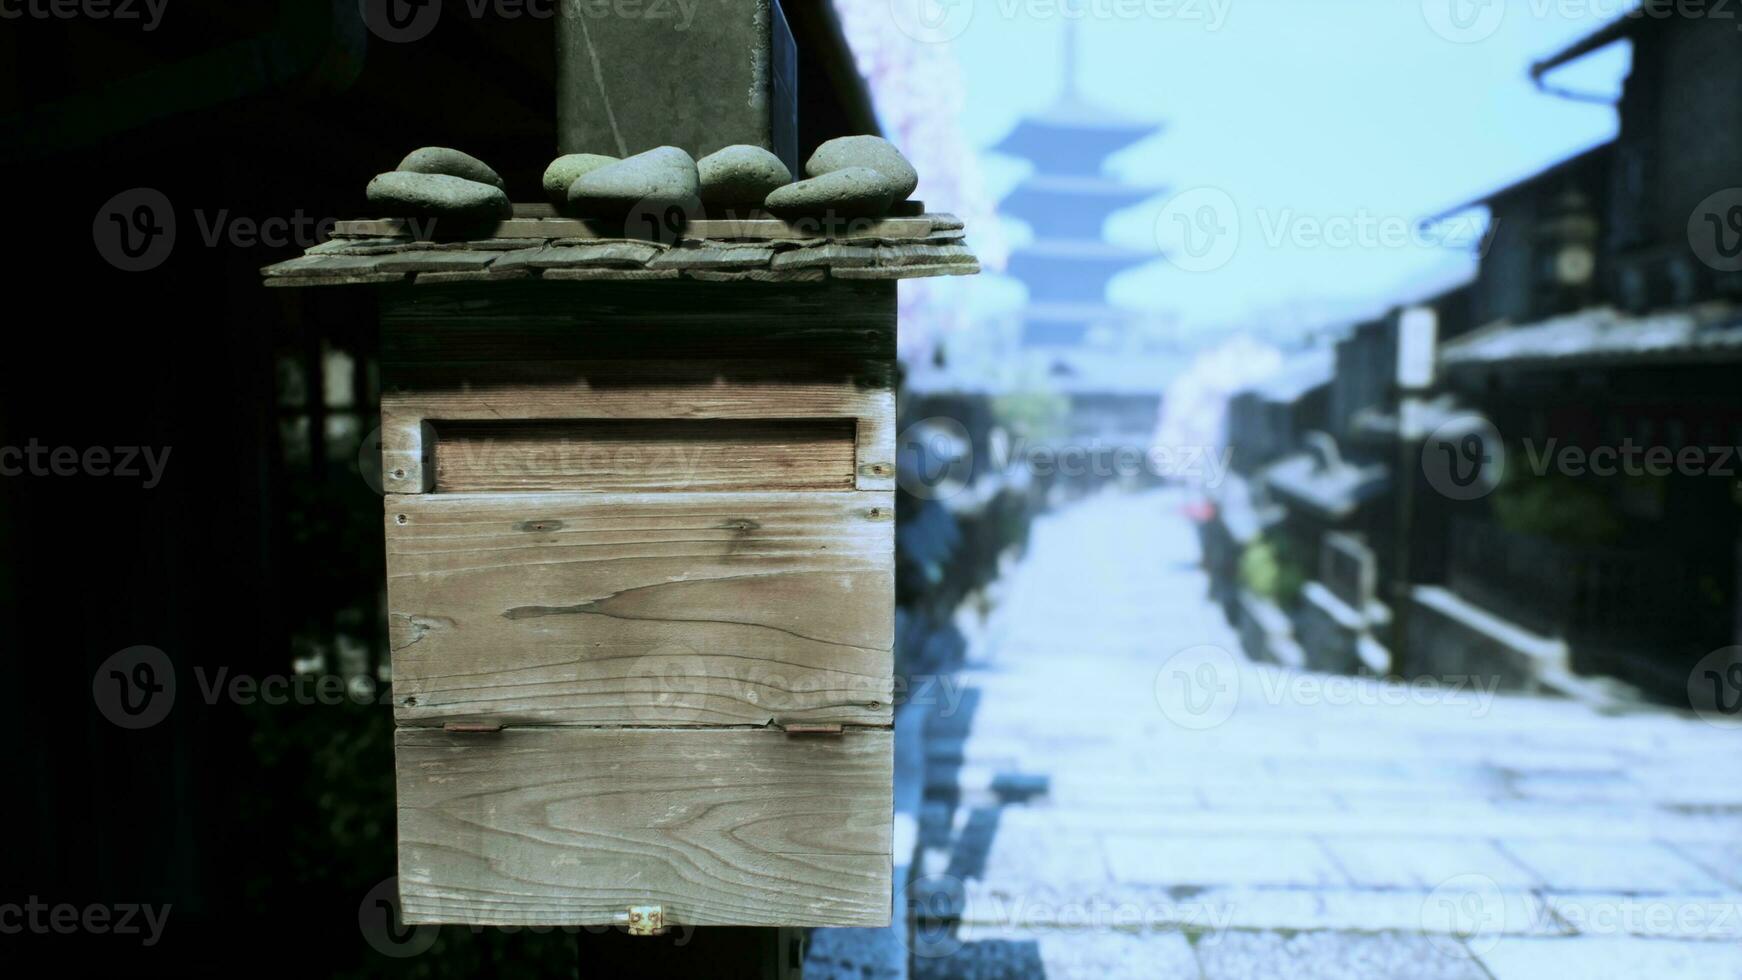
[{"left": 1062, "top": 17, "right": 1081, "bottom": 102}]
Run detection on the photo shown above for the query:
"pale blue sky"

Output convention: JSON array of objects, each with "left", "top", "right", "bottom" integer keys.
[{"left": 950, "top": 0, "right": 1633, "bottom": 339}]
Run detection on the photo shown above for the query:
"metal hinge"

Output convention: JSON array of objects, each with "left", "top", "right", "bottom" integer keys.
[{"left": 619, "top": 905, "right": 667, "bottom": 937}]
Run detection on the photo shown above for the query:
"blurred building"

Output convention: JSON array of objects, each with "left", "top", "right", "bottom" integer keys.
[
  {"left": 1408, "top": 12, "right": 1742, "bottom": 704},
  {"left": 1205, "top": 12, "right": 1742, "bottom": 709}
]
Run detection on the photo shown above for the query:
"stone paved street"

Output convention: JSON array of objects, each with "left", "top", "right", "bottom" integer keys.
[{"left": 907, "top": 490, "right": 1742, "bottom": 979}]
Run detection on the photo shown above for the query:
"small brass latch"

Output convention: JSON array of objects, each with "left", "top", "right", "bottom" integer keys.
[{"left": 622, "top": 905, "right": 667, "bottom": 937}]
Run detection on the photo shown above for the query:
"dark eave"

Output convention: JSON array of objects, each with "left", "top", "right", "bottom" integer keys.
[
  {"left": 1426, "top": 141, "right": 1614, "bottom": 223},
  {"left": 1530, "top": 16, "right": 1638, "bottom": 79}
]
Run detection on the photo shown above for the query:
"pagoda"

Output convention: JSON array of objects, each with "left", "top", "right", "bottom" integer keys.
[{"left": 995, "top": 23, "right": 1164, "bottom": 348}]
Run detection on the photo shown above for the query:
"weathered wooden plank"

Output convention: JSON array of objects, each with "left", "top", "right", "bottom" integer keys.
[
  {"left": 395, "top": 727, "right": 893, "bottom": 927},
  {"left": 375, "top": 251, "right": 500, "bottom": 274},
  {"left": 483, "top": 246, "right": 552, "bottom": 273},
  {"left": 382, "top": 358, "right": 891, "bottom": 416},
  {"left": 833, "top": 261, "right": 981, "bottom": 280},
  {"left": 307, "top": 237, "right": 416, "bottom": 255},
  {"left": 378, "top": 280, "right": 897, "bottom": 364},
  {"left": 261, "top": 253, "right": 386, "bottom": 277},
  {"left": 413, "top": 268, "right": 533, "bottom": 285},
  {"left": 428, "top": 237, "right": 540, "bottom": 251},
  {"left": 379, "top": 358, "right": 893, "bottom": 494},
  {"left": 771, "top": 243, "right": 878, "bottom": 270},
  {"left": 686, "top": 268, "right": 826, "bottom": 284},
  {"left": 380, "top": 418, "right": 436, "bottom": 494},
  {"left": 428, "top": 418, "right": 857, "bottom": 493},
  {"left": 265, "top": 273, "right": 407, "bottom": 288},
  {"left": 539, "top": 267, "right": 681, "bottom": 282},
  {"left": 647, "top": 244, "right": 777, "bottom": 271},
  {"left": 513, "top": 200, "right": 923, "bottom": 220},
  {"left": 529, "top": 242, "right": 667, "bottom": 268},
  {"left": 386, "top": 491, "right": 894, "bottom": 727}
]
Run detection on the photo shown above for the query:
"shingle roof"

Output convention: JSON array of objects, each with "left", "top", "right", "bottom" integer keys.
[
  {"left": 1247, "top": 349, "right": 1335, "bottom": 405},
  {"left": 1264, "top": 452, "right": 1391, "bottom": 522},
  {"left": 1439, "top": 303, "right": 1742, "bottom": 369},
  {"left": 260, "top": 208, "right": 978, "bottom": 287}
]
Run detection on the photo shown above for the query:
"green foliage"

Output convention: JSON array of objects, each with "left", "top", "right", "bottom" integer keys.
[
  {"left": 991, "top": 385, "right": 1070, "bottom": 442},
  {"left": 1240, "top": 534, "right": 1307, "bottom": 603},
  {"left": 1490, "top": 448, "right": 1624, "bottom": 545}
]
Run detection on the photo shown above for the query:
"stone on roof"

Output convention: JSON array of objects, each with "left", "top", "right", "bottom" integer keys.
[{"left": 260, "top": 207, "right": 977, "bottom": 287}]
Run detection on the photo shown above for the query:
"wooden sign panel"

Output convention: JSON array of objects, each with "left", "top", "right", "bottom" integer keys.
[{"left": 380, "top": 280, "right": 896, "bottom": 928}]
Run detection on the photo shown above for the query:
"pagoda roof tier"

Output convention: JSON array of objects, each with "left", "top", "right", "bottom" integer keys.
[
  {"left": 1009, "top": 240, "right": 1155, "bottom": 304},
  {"left": 993, "top": 99, "right": 1162, "bottom": 175},
  {"left": 1001, "top": 173, "right": 1162, "bottom": 225},
  {"left": 1020, "top": 301, "right": 1151, "bottom": 325}
]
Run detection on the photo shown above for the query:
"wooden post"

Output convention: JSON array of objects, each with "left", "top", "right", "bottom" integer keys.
[{"left": 1390, "top": 306, "right": 1439, "bottom": 676}]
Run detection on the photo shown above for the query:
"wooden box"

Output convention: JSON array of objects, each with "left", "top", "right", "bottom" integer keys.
[{"left": 379, "top": 279, "right": 897, "bottom": 929}]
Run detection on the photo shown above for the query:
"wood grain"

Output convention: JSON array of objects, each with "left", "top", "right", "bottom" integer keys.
[
  {"left": 379, "top": 280, "right": 897, "bottom": 364},
  {"left": 386, "top": 491, "right": 895, "bottom": 727},
  {"left": 379, "top": 362, "right": 893, "bottom": 495},
  {"left": 395, "top": 727, "right": 893, "bottom": 927},
  {"left": 430, "top": 418, "right": 858, "bottom": 494}
]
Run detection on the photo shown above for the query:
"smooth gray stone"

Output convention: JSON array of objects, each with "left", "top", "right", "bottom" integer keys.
[
  {"left": 566, "top": 146, "right": 701, "bottom": 221},
  {"left": 764, "top": 168, "right": 895, "bottom": 218},
  {"left": 698, "top": 144, "right": 792, "bottom": 206},
  {"left": 542, "top": 153, "right": 618, "bottom": 207},
  {"left": 396, "top": 147, "right": 504, "bottom": 189},
  {"left": 366, "top": 172, "right": 513, "bottom": 223},
  {"left": 806, "top": 136, "right": 919, "bottom": 202}
]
